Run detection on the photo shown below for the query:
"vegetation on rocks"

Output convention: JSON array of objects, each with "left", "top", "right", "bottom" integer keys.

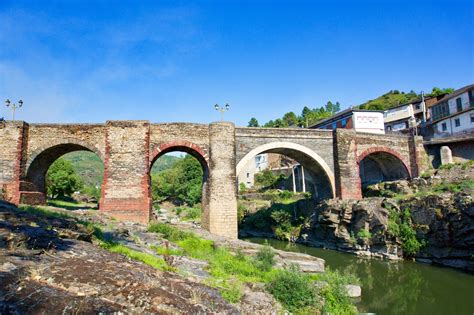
[{"left": 148, "top": 222, "right": 357, "bottom": 313}]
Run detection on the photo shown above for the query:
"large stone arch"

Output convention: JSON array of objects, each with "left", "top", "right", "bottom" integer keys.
[
  {"left": 25, "top": 140, "right": 104, "bottom": 195},
  {"left": 357, "top": 146, "right": 411, "bottom": 187},
  {"left": 237, "top": 141, "right": 336, "bottom": 199}
]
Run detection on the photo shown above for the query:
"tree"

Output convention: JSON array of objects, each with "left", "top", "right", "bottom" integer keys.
[
  {"left": 151, "top": 155, "right": 203, "bottom": 206},
  {"left": 430, "top": 87, "right": 454, "bottom": 97},
  {"left": 46, "top": 158, "right": 83, "bottom": 199},
  {"left": 248, "top": 117, "right": 259, "bottom": 127},
  {"left": 282, "top": 112, "right": 299, "bottom": 127}
]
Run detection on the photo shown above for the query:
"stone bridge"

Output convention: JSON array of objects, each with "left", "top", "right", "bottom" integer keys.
[{"left": 0, "top": 121, "right": 428, "bottom": 238}]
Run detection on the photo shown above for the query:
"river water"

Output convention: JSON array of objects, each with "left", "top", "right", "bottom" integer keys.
[{"left": 245, "top": 238, "right": 474, "bottom": 315}]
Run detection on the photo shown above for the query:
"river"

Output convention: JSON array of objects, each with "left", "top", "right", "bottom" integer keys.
[{"left": 245, "top": 237, "right": 474, "bottom": 315}]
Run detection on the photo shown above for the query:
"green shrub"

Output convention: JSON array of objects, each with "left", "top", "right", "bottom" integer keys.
[
  {"left": 278, "top": 190, "right": 293, "bottom": 200},
  {"left": 239, "top": 182, "right": 247, "bottom": 192},
  {"left": 237, "top": 203, "right": 248, "bottom": 224},
  {"left": 183, "top": 207, "right": 201, "bottom": 221},
  {"left": 267, "top": 264, "right": 318, "bottom": 313},
  {"left": 313, "top": 269, "right": 358, "bottom": 315},
  {"left": 356, "top": 228, "right": 372, "bottom": 240},
  {"left": 399, "top": 208, "right": 424, "bottom": 257},
  {"left": 254, "top": 242, "right": 276, "bottom": 272}
]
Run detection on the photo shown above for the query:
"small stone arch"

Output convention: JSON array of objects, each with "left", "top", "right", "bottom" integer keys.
[
  {"left": 357, "top": 146, "right": 411, "bottom": 187},
  {"left": 150, "top": 140, "right": 209, "bottom": 169},
  {"left": 357, "top": 146, "right": 412, "bottom": 177},
  {"left": 236, "top": 141, "right": 336, "bottom": 198}
]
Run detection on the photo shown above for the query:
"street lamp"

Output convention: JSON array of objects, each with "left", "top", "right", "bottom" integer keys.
[
  {"left": 214, "top": 103, "right": 230, "bottom": 121},
  {"left": 5, "top": 99, "right": 23, "bottom": 121}
]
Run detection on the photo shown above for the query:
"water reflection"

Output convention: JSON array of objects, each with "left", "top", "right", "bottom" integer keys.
[{"left": 245, "top": 238, "right": 474, "bottom": 315}]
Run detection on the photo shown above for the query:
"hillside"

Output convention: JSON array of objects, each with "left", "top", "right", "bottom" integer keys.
[
  {"left": 357, "top": 90, "right": 419, "bottom": 111},
  {"left": 62, "top": 151, "right": 182, "bottom": 188}
]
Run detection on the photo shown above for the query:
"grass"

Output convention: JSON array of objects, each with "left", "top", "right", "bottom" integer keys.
[
  {"left": 47, "top": 198, "right": 97, "bottom": 210},
  {"left": 148, "top": 223, "right": 358, "bottom": 313}
]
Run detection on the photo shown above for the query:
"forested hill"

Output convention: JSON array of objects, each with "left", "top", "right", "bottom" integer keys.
[
  {"left": 247, "top": 87, "right": 454, "bottom": 128},
  {"left": 62, "top": 151, "right": 181, "bottom": 188}
]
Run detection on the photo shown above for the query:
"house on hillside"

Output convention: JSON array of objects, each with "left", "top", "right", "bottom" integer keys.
[
  {"left": 428, "top": 84, "right": 474, "bottom": 139},
  {"left": 308, "top": 108, "right": 385, "bottom": 134},
  {"left": 383, "top": 94, "right": 445, "bottom": 133}
]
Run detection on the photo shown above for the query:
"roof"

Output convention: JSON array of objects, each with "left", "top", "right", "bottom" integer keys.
[
  {"left": 308, "top": 108, "right": 383, "bottom": 128},
  {"left": 385, "top": 94, "right": 442, "bottom": 111},
  {"left": 429, "top": 84, "right": 474, "bottom": 109}
]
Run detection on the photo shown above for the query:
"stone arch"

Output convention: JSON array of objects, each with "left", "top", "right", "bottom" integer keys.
[
  {"left": 149, "top": 141, "right": 210, "bottom": 210},
  {"left": 150, "top": 140, "right": 209, "bottom": 172},
  {"left": 357, "top": 146, "right": 411, "bottom": 187},
  {"left": 25, "top": 141, "right": 104, "bottom": 195},
  {"left": 236, "top": 141, "right": 336, "bottom": 199}
]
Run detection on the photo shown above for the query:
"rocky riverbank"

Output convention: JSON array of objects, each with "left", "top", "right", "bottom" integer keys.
[
  {"left": 240, "top": 162, "right": 474, "bottom": 273},
  {"left": 1, "top": 200, "right": 359, "bottom": 314}
]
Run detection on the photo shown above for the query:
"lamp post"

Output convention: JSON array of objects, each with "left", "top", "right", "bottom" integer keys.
[
  {"left": 5, "top": 99, "right": 23, "bottom": 121},
  {"left": 214, "top": 103, "right": 230, "bottom": 121}
]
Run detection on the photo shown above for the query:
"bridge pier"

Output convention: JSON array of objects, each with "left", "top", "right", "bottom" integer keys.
[
  {"left": 202, "top": 122, "right": 238, "bottom": 239},
  {"left": 99, "top": 121, "right": 152, "bottom": 224}
]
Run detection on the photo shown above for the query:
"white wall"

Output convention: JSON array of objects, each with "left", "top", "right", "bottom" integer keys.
[
  {"left": 384, "top": 104, "right": 413, "bottom": 123},
  {"left": 353, "top": 111, "right": 385, "bottom": 134},
  {"left": 433, "top": 109, "right": 474, "bottom": 138},
  {"left": 448, "top": 92, "right": 470, "bottom": 114}
]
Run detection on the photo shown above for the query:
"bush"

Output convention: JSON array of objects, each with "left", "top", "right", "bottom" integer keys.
[
  {"left": 255, "top": 169, "right": 278, "bottom": 188},
  {"left": 356, "top": 228, "right": 372, "bottom": 240},
  {"left": 267, "top": 264, "right": 318, "bottom": 313},
  {"left": 254, "top": 242, "right": 276, "bottom": 272},
  {"left": 46, "top": 158, "right": 83, "bottom": 198},
  {"left": 315, "top": 269, "right": 358, "bottom": 315}
]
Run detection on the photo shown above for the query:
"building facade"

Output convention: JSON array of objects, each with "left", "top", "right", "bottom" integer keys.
[
  {"left": 309, "top": 109, "right": 385, "bottom": 134},
  {"left": 429, "top": 85, "right": 474, "bottom": 138}
]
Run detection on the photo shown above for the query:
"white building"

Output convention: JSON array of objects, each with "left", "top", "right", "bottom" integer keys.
[
  {"left": 309, "top": 109, "right": 385, "bottom": 134},
  {"left": 429, "top": 84, "right": 474, "bottom": 138}
]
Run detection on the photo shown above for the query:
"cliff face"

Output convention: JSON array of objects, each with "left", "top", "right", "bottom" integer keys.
[{"left": 303, "top": 163, "right": 474, "bottom": 272}]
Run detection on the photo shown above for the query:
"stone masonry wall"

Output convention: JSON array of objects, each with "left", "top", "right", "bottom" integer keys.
[
  {"left": 235, "top": 127, "right": 334, "bottom": 171},
  {"left": 0, "top": 122, "right": 27, "bottom": 204},
  {"left": 205, "top": 122, "right": 238, "bottom": 239},
  {"left": 99, "top": 121, "right": 151, "bottom": 224}
]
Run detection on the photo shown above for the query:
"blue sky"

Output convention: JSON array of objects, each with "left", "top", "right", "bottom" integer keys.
[{"left": 0, "top": 0, "right": 472, "bottom": 126}]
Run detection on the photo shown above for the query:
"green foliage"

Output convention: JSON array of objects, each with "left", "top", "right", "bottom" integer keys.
[
  {"left": 387, "top": 208, "right": 425, "bottom": 257},
  {"left": 254, "top": 242, "right": 276, "bottom": 272},
  {"left": 254, "top": 169, "right": 279, "bottom": 188},
  {"left": 148, "top": 223, "right": 197, "bottom": 242},
  {"left": 247, "top": 117, "right": 259, "bottom": 127},
  {"left": 267, "top": 264, "right": 318, "bottom": 313},
  {"left": 433, "top": 180, "right": 474, "bottom": 194},
  {"left": 312, "top": 269, "right": 359, "bottom": 315},
  {"left": 102, "top": 243, "right": 174, "bottom": 271},
  {"left": 239, "top": 182, "right": 247, "bottom": 192},
  {"left": 262, "top": 101, "right": 341, "bottom": 128},
  {"left": 182, "top": 206, "right": 201, "bottom": 221},
  {"left": 356, "top": 228, "right": 372, "bottom": 240},
  {"left": 46, "top": 158, "right": 83, "bottom": 198},
  {"left": 151, "top": 155, "right": 203, "bottom": 206},
  {"left": 237, "top": 203, "right": 248, "bottom": 224},
  {"left": 429, "top": 87, "right": 454, "bottom": 97}
]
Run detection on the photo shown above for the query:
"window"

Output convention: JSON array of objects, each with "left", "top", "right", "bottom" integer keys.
[
  {"left": 454, "top": 118, "right": 461, "bottom": 127},
  {"left": 415, "top": 104, "right": 421, "bottom": 110},
  {"left": 247, "top": 173, "right": 250, "bottom": 178},
  {"left": 432, "top": 101, "right": 450, "bottom": 121},
  {"left": 442, "top": 122, "right": 447, "bottom": 131},
  {"left": 456, "top": 98, "right": 463, "bottom": 112},
  {"left": 332, "top": 122, "right": 337, "bottom": 129},
  {"left": 341, "top": 119, "right": 347, "bottom": 127},
  {"left": 471, "top": 114, "right": 474, "bottom": 123}
]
